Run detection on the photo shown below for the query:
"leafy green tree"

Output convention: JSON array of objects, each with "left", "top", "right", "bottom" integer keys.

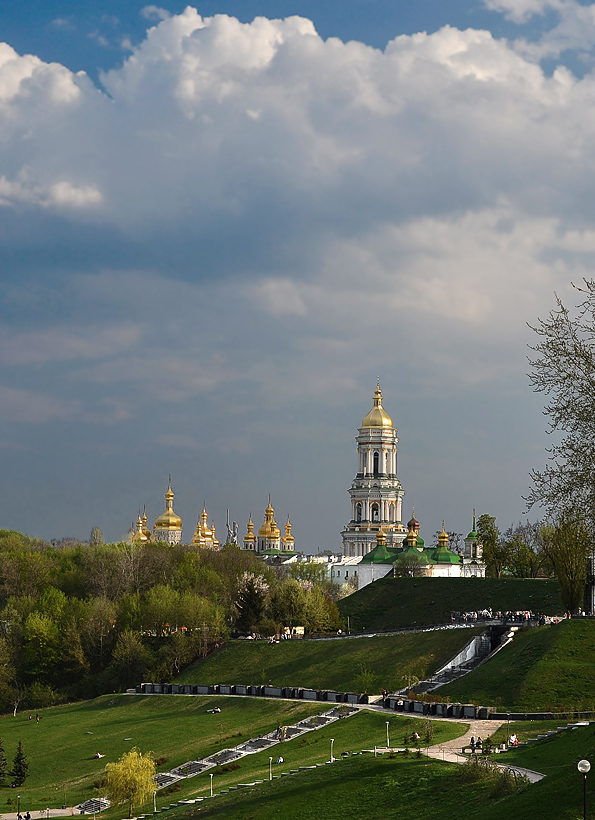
[
  {"left": 235, "top": 575, "right": 269, "bottom": 634},
  {"left": 22, "top": 612, "right": 61, "bottom": 679},
  {"left": 503, "top": 522, "right": 551, "bottom": 579},
  {"left": 110, "top": 631, "right": 151, "bottom": 685},
  {"left": 544, "top": 512, "right": 591, "bottom": 612},
  {"left": 477, "top": 514, "right": 510, "bottom": 577},
  {"left": 105, "top": 748, "right": 155, "bottom": 818},
  {"left": 11, "top": 741, "right": 28, "bottom": 786},
  {"left": 0, "top": 736, "right": 7, "bottom": 784}
]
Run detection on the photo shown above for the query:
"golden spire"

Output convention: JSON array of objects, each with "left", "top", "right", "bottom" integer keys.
[
  {"left": 438, "top": 522, "right": 449, "bottom": 547},
  {"left": 282, "top": 515, "right": 295, "bottom": 548},
  {"left": 244, "top": 514, "right": 256, "bottom": 544},
  {"left": 153, "top": 478, "right": 182, "bottom": 537},
  {"left": 361, "top": 381, "right": 393, "bottom": 429}
]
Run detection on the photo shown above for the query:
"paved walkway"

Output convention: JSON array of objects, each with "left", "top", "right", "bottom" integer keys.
[{"left": 1, "top": 811, "right": 77, "bottom": 820}]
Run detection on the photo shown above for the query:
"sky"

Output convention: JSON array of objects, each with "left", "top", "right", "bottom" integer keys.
[{"left": 1, "top": 0, "right": 595, "bottom": 548}]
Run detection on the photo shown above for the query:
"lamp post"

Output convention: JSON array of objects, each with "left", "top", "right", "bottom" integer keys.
[
  {"left": 46, "top": 807, "right": 50, "bottom": 820},
  {"left": 210, "top": 772, "right": 214, "bottom": 797},
  {"left": 578, "top": 759, "right": 591, "bottom": 820},
  {"left": 17, "top": 794, "right": 20, "bottom": 817},
  {"left": 269, "top": 757, "right": 273, "bottom": 780},
  {"left": 386, "top": 721, "right": 390, "bottom": 749},
  {"left": 506, "top": 713, "right": 510, "bottom": 750},
  {"left": 153, "top": 791, "right": 157, "bottom": 813},
  {"left": 330, "top": 738, "right": 335, "bottom": 763}
]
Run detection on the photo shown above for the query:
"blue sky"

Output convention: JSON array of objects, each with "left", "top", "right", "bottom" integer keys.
[{"left": 1, "top": 0, "right": 595, "bottom": 547}]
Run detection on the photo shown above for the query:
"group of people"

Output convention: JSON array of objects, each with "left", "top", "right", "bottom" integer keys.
[{"left": 469, "top": 736, "right": 483, "bottom": 751}]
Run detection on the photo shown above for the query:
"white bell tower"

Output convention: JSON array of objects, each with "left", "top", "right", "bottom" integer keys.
[{"left": 341, "top": 381, "right": 407, "bottom": 557}]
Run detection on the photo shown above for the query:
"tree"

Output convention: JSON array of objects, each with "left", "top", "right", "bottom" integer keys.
[
  {"left": 11, "top": 741, "right": 28, "bottom": 786},
  {"left": 502, "top": 522, "right": 551, "bottom": 579},
  {"left": 543, "top": 512, "right": 591, "bottom": 612},
  {"left": 527, "top": 280, "right": 595, "bottom": 525},
  {"left": 393, "top": 552, "right": 426, "bottom": 577},
  {"left": 0, "top": 736, "right": 7, "bottom": 785},
  {"left": 105, "top": 748, "right": 156, "bottom": 818},
  {"left": 477, "top": 514, "right": 510, "bottom": 577},
  {"left": 235, "top": 574, "right": 269, "bottom": 634},
  {"left": 89, "top": 527, "right": 104, "bottom": 547}
]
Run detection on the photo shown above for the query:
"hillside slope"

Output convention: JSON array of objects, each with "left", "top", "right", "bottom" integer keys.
[
  {"left": 177, "top": 629, "right": 481, "bottom": 693},
  {"left": 339, "top": 577, "right": 563, "bottom": 630},
  {"left": 438, "top": 619, "right": 595, "bottom": 711}
]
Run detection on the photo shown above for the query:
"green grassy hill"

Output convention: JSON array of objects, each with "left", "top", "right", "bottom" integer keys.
[
  {"left": 0, "top": 695, "right": 466, "bottom": 819},
  {"left": 339, "top": 577, "right": 563, "bottom": 630},
  {"left": 0, "top": 695, "right": 322, "bottom": 813},
  {"left": 154, "top": 721, "right": 595, "bottom": 820},
  {"left": 438, "top": 619, "right": 595, "bottom": 711},
  {"left": 177, "top": 629, "right": 481, "bottom": 694}
]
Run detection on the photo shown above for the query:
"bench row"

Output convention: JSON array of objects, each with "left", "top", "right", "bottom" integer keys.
[{"left": 137, "top": 682, "right": 370, "bottom": 704}]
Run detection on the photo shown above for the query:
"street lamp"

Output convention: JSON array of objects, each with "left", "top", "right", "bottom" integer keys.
[
  {"left": 330, "top": 738, "right": 335, "bottom": 763},
  {"left": 506, "top": 713, "right": 510, "bottom": 750},
  {"left": 386, "top": 721, "right": 390, "bottom": 749},
  {"left": 269, "top": 757, "right": 273, "bottom": 780},
  {"left": 46, "top": 807, "right": 50, "bottom": 820},
  {"left": 210, "top": 772, "right": 213, "bottom": 797},
  {"left": 17, "top": 794, "right": 20, "bottom": 817},
  {"left": 578, "top": 759, "right": 591, "bottom": 820},
  {"left": 153, "top": 790, "right": 157, "bottom": 813}
]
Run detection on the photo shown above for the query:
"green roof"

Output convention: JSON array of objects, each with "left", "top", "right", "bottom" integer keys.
[
  {"left": 360, "top": 543, "right": 401, "bottom": 564},
  {"left": 466, "top": 530, "right": 478, "bottom": 540},
  {"left": 430, "top": 545, "right": 462, "bottom": 565}
]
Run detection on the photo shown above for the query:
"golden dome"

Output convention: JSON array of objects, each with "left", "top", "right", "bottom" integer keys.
[
  {"left": 244, "top": 514, "right": 256, "bottom": 542},
  {"left": 259, "top": 496, "right": 277, "bottom": 537},
  {"left": 438, "top": 522, "right": 449, "bottom": 547},
  {"left": 154, "top": 478, "right": 182, "bottom": 531},
  {"left": 282, "top": 515, "right": 295, "bottom": 545},
  {"left": 361, "top": 380, "right": 393, "bottom": 429}
]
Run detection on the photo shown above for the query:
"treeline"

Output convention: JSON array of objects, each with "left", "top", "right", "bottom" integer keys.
[{"left": 0, "top": 530, "right": 340, "bottom": 712}]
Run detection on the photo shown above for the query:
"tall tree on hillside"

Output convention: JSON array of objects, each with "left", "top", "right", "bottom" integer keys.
[
  {"left": 527, "top": 280, "right": 595, "bottom": 525},
  {"left": 11, "top": 741, "right": 28, "bottom": 786},
  {"left": 0, "top": 736, "right": 7, "bottom": 785},
  {"left": 544, "top": 512, "right": 591, "bottom": 612},
  {"left": 477, "top": 514, "right": 510, "bottom": 577}
]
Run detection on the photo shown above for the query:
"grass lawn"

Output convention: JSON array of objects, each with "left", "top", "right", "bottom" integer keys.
[
  {"left": 151, "top": 720, "right": 595, "bottom": 820},
  {"left": 177, "top": 629, "right": 481, "bottom": 694},
  {"left": 0, "top": 695, "right": 323, "bottom": 815},
  {"left": 438, "top": 620, "right": 595, "bottom": 712},
  {"left": 339, "top": 577, "right": 563, "bottom": 631},
  {"left": 145, "top": 710, "right": 468, "bottom": 815}
]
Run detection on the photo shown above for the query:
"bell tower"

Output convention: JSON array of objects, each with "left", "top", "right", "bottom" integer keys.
[{"left": 341, "top": 381, "right": 407, "bottom": 557}]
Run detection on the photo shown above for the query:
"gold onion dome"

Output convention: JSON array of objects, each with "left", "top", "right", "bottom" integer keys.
[
  {"left": 438, "top": 522, "right": 449, "bottom": 547},
  {"left": 154, "top": 478, "right": 182, "bottom": 530},
  {"left": 245, "top": 514, "right": 256, "bottom": 542},
  {"left": 361, "top": 379, "right": 393, "bottom": 429},
  {"left": 407, "top": 508, "right": 420, "bottom": 532}
]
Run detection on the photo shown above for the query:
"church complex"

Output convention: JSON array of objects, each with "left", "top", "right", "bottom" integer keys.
[{"left": 128, "top": 383, "right": 485, "bottom": 587}]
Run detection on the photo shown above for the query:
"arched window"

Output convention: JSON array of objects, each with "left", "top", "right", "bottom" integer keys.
[
  {"left": 371, "top": 504, "right": 379, "bottom": 523},
  {"left": 356, "top": 503, "right": 362, "bottom": 522},
  {"left": 389, "top": 504, "right": 395, "bottom": 522},
  {"left": 373, "top": 451, "right": 379, "bottom": 476}
]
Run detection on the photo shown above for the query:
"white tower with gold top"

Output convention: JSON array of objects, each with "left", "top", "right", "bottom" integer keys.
[
  {"left": 152, "top": 477, "right": 183, "bottom": 545},
  {"left": 341, "top": 381, "right": 407, "bottom": 557}
]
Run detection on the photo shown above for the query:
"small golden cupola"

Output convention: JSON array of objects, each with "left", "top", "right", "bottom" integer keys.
[
  {"left": 282, "top": 515, "right": 295, "bottom": 551},
  {"left": 191, "top": 504, "right": 220, "bottom": 550},
  {"left": 141, "top": 506, "right": 152, "bottom": 541},
  {"left": 438, "top": 522, "right": 449, "bottom": 548},
  {"left": 361, "top": 379, "right": 394, "bottom": 429},
  {"left": 131, "top": 510, "right": 151, "bottom": 543},
  {"left": 153, "top": 477, "right": 183, "bottom": 545},
  {"left": 243, "top": 514, "right": 256, "bottom": 550}
]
